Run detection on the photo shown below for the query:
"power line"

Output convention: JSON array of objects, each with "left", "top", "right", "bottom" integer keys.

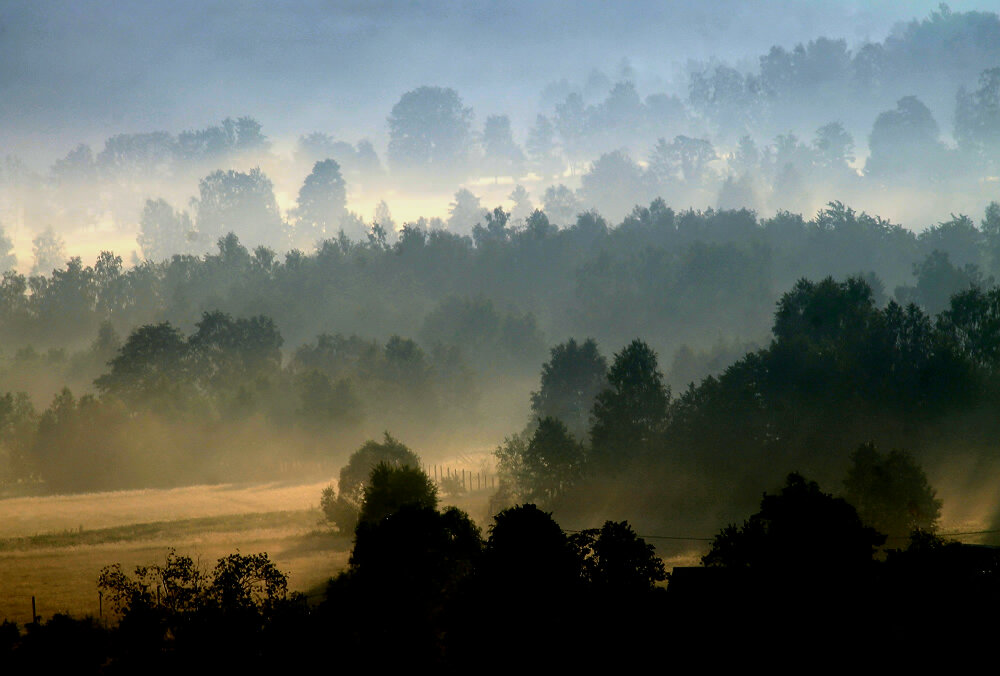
[{"left": 563, "top": 527, "right": 1000, "bottom": 545}]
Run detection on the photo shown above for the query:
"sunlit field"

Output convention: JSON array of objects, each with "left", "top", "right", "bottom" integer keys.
[{"left": 0, "top": 452, "right": 501, "bottom": 625}]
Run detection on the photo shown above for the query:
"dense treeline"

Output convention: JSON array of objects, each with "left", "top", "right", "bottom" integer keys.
[
  {"left": 2, "top": 459, "right": 997, "bottom": 672},
  {"left": 4, "top": 6, "right": 1000, "bottom": 264},
  {"left": 5, "top": 200, "right": 1000, "bottom": 360},
  {"left": 496, "top": 274, "right": 1000, "bottom": 533},
  {"left": 5, "top": 198, "right": 1000, "bottom": 495}
]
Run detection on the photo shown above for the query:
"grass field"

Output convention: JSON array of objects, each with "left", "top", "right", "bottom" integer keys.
[
  {"left": 0, "top": 478, "right": 355, "bottom": 625},
  {"left": 0, "top": 468, "right": 515, "bottom": 626}
]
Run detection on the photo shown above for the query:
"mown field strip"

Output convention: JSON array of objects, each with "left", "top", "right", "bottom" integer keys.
[{"left": 0, "top": 509, "right": 321, "bottom": 552}]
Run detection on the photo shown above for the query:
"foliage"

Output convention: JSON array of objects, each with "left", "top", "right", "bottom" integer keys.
[
  {"left": 530, "top": 337, "right": 607, "bottom": 439},
  {"left": 387, "top": 86, "right": 473, "bottom": 173},
  {"left": 589, "top": 339, "right": 669, "bottom": 470},
  {"left": 843, "top": 443, "right": 942, "bottom": 539},
  {"left": 320, "top": 433, "right": 422, "bottom": 532},
  {"left": 702, "top": 473, "right": 885, "bottom": 571},
  {"left": 570, "top": 520, "right": 666, "bottom": 591},
  {"left": 358, "top": 462, "right": 438, "bottom": 525}
]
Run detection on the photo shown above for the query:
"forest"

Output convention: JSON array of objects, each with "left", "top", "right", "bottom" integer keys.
[{"left": 4, "top": 2, "right": 1000, "bottom": 669}]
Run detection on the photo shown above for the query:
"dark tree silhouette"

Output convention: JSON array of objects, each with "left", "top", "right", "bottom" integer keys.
[
  {"left": 843, "top": 443, "right": 942, "bottom": 539},
  {"left": 358, "top": 462, "right": 438, "bottom": 525},
  {"left": 570, "top": 520, "right": 666, "bottom": 591},
  {"left": 703, "top": 473, "right": 885, "bottom": 572},
  {"left": 518, "top": 417, "right": 585, "bottom": 504},
  {"left": 589, "top": 339, "right": 669, "bottom": 470},
  {"left": 531, "top": 337, "right": 607, "bottom": 439},
  {"left": 320, "top": 433, "right": 422, "bottom": 532}
]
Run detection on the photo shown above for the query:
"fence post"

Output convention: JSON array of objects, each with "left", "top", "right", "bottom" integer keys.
[{"left": 31, "top": 595, "right": 36, "bottom": 624}]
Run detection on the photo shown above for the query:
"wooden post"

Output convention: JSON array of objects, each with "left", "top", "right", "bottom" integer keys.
[{"left": 31, "top": 595, "right": 36, "bottom": 624}]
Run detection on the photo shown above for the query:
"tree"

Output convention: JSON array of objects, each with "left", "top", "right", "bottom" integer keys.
[
  {"left": 813, "top": 122, "right": 855, "bottom": 171},
  {"left": 518, "top": 417, "right": 586, "bottom": 503},
  {"left": 471, "top": 207, "right": 510, "bottom": 247},
  {"left": 703, "top": 473, "right": 885, "bottom": 572},
  {"left": 866, "top": 96, "right": 944, "bottom": 180},
  {"left": 50, "top": 143, "right": 96, "bottom": 184},
  {"left": 137, "top": 198, "right": 196, "bottom": 261},
  {"left": 580, "top": 150, "right": 652, "bottom": 220},
  {"left": 30, "top": 227, "right": 65, "bottom": 276},
  {"left": 648, "top": 135, "right": 717, "bottom": 185},
  {"left": 373, "top": 200, "right": 396, "bottom": 234},
  {"left": 94, "top": 322, "right": 190, "bottom": 407},
  {"left": 955, "top": 67, "right": 1000, "bottom": 167},
  {"left": 320, "top": 433, "right": 422, "bottom": 532},
  {"left": 843, "top": 443, "right": 942, "bottom": 540},
  {"left": 530, "top": 338, "right": 608, "bottom": 438},
  {"left": 187, "top": 311, "right": 284, "bottom": 395},
  {"left": 570, "top": 520, "right": 666, "bottom": 591},
  {"left": 294, "top": 159, "right": 347, "bottom": 245},
  {"left": 97, "top": 548, "right": 288, "bottom": 626},
  {"left": 387, "top": 86, "right": 473, "bottom": 173},
  {"left": 526, "top": 114, "right": 559, "bottom": 175},
  {"left": 508, "top": 185, "right": 533, "bottom": 224},
  {"left": 483, "top": 504, "right": 579, "bottom": 589},
  {"left": 358, "top": 462, "right": 438, "bottom": 525},
  {"left": 589, "top": 339, "right": 670, "bottom": 470},
  {"left": 480, "top": 114, "right": 524, "bottom": 182},
  {"left": 446, "top": 188, "right": 486, "bottom": 233},
  {"left": 195, "top": 168, "right": 285, "bottom": 250},
  {"left": 542, "top": 184, "right": 582, "bottom": 226},
  {"left": 0, "top": 223, "right": 15, "bottom": 272}
]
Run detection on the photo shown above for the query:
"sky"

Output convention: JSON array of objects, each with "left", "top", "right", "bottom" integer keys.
[{"left": 0, "top": 0, "right": 991, "bottom": 164}]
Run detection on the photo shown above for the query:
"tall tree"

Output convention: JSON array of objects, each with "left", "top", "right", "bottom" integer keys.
[
  {"left": 589, "top": 339, "right": 669, "bottom": 470},
  {"left": 480, "top": 114, "right": 524, "bottom": 182},
  {"left": 0, "top": 223, "right": 15, "bottom": 272},
  {"left": 137, "top": 198, "right": 196, "bottom": 261},
  {"left": 531, "top": 338, "right": 608, "bottom": 439},
  {"left": 294, "top": 159, "right": 347, "bottom": 245},
  {"left": 195, "top": 168, "right": 285, "bottom": 250},
  {"left": 387, "top": 86, "right": 473, "bottom": 174},
  {"left": 30, "top": 227, "right": 66, "bottom": 276}
]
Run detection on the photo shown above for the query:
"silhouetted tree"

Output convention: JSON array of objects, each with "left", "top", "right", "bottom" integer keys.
[
  {"left": 703, "top": 473, "right": 885, "bottom": 572},
  {"left": 590, "top": 339, "right": 669, "bottom": 470},
  {"left": 531, "top": 338, "right": 608, "bottom": 438},
  {"left": 358, "top": 462, "right": 438, "bottom": 525},
  {"left": 570, "top": 520, "right": 666, "bottom": 591},
  {"left": 843, "top": 443, "right": 941, "bottom": 540},
  {"left": 320, "top": 433, "right": 422, "bottom": 532},
  {"left": 518, "top": 417, "right": 585, "bottom": 503}
]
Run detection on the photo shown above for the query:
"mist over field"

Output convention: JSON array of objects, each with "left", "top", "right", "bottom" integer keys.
[{"left": 5, "top": 1, "right": 1000, "bottom": 669}]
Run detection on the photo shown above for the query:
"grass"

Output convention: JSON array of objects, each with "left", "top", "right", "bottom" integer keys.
[{"left": 0, "top": 510, "right": 321, "bottom": 552}]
